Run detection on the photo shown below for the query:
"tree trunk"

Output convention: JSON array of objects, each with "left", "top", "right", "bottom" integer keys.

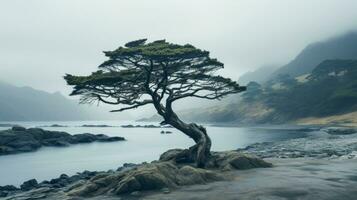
[{"left": 165, "top": 114, "right": 212, "bottom": 168}]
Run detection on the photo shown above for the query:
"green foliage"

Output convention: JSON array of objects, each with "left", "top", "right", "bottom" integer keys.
[{"left": 65, "top": 39, "right": 245, "bottom": 113}]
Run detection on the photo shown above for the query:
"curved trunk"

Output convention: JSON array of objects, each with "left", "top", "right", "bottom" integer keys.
[{"left": 165, "top": 114, "right": 212, "bottom": 168}]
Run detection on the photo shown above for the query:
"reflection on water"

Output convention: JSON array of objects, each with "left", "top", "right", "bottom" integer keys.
[{"left": 0, "top": 121, "right": 309, "bottom": 186}]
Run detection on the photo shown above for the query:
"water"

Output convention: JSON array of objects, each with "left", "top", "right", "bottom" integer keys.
[{"left": 0, "top": 121, "right": 309, "bottom": 186}]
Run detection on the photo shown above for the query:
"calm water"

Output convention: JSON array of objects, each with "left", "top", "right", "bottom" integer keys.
[{"left": 0, "top": 121, "right": 309, "bottom": 186}]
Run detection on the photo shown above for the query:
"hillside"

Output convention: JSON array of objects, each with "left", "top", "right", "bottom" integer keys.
[
  {"left": 238, "top": 65, "right": 278, "bottom": 84},
  {"left": 171, "top": 59, "right": 357, "bottom": 125},
  {"left": 0, "top": 82, "right": 116, "bottom": 121},
  {"left": 270, "top": 31, "right": 357, "bottom": 79}
]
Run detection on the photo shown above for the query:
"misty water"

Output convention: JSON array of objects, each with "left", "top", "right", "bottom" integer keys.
[{"left": 0, "top": 121, "right": 309, "bottom": 186}]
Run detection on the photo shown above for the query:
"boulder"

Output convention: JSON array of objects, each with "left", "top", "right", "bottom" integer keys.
[
  {"left": 20, "top": 179, "right": 38, "bottom": 191},
  {"left": 210, "top": 151, "right": 273, "bottom": 170},
  {"left": 159, "top": 149, "right": 184, "bottom": 161},
  {"left": 0, "top": 185, "right": 18, "bottom": 191},
  {"left": 67, "top": 161, "right": 225, "bottom": 196},
  {"left": 0, "top": 185, "right": 19, "bottom": 197}
]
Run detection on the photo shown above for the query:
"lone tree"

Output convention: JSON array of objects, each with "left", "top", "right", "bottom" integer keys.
[{"left": 64, "top": 39, "right": 246, "bottom": 167}]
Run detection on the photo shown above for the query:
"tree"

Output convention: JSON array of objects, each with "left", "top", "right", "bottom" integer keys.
[{"left": 64, "top": 39, "right": 246, "bottom": 167}]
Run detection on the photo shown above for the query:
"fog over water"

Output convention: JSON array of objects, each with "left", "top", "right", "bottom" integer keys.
[{"left": 1, "top": 0, "right": 357, "bottom": 117}]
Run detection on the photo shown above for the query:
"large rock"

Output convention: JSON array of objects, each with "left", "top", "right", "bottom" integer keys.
[
  {"left": 210, "top": 151, "right": 273, "bottom": 170},
  {"left": 20, "top": 179, "right": 38, "bottom": 191},
  {"left": 0, "top": 127, "right": 125, "bottom": 156},
  {"left": 67, "top": 161, "right": 224, "bottom": 196}
]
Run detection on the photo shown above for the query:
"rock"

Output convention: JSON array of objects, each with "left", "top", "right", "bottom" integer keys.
[
  {"left": 160, "top": 149, "right": 272, "bottom": 170},
  {"left": 161, "top": 187, "right": 170, "bottom": 194},
  {"left": 66, "top": 150, "right": 271, "bottom": 197},
  {"left": 0, "top": 127, "right": 125, "bottom": 156},
  {"left": 121, "top": 124, "right": 173, "bottom": 128},
  {"left": 60, "top": 174, "right": 69, "bottom": 179},
  {"left": 0, "top": 185, "right": 18, "bottom": 191},
  {"left": 66, "top": 161, "right": 224, "bottom": 196},
  {"left": 130, "top": 191, "right": 141, "bottom": 196},
  {"left": 0, "top": 191, "right": 8, "bottom": 197},
  {"left": 161, "top": 131, "right": 173, "bottom": 134},
  {"left": 159, "top": 149, "right": 184, "bottom": 161},
  {"left": 95, "top": 134, "right": 125, "bottom": 142},
  {"left": 0, "top": 185, "right": 19, "bottom": 197},
  {"left": 49, "top": 174, "right": 70, "bottom": 187},
  {"left": 81, "top": 124, "right": 114, "bottom": 127},
  {"left": 121, "top": 125, "right": 134, "bottom": 128},
  {"left": 20, "top": 179, "right": 38, "bottom": 191},
  {"left": 324, "top": 127, "right": 357, "bottom": 135},
  {"left": 117, "top": 163, "right": 137, "bottom": 173},
  {"left": 72, "top": 133, "right": 97, "bottom": 143},
  {"left": 11, "top": 126, "right": 26, "bottom": 131}
]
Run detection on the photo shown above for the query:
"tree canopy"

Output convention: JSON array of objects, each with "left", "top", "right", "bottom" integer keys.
[{"left": 65, "top": 39, "right": 245, "bottom": 122}]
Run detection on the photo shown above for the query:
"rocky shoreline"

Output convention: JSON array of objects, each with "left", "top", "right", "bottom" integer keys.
[
  {"left": 238, "top": 127, "right": 357, "bottom": 159},
  {"left": 1, "top": 126, "right": 357, "bottom": 199},
  {"left": 0, "top": 150, "right": 271, "bottom": 199},
  {"left": 0, "top": 126, "right": 125, "bottom": 156}
]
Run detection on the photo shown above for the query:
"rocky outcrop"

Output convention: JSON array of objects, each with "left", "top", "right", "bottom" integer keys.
[
  {"left": 0, "top": 126, "right": 125, "bottom": 155},
  {"left": 0, "top": 151, "right": 271, "bottom": 199},
  {"left": 67, "top": 150, "right": 271, "bottom": 197},
  {"left": 0, "top": 169, "right": 102, "bottom": 198},
  {"left": 67, "top": 161, "right": 223, "bottom": 197}
]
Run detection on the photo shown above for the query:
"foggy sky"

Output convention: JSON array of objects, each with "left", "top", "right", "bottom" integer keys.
[{"left": 1, "top": 0, "right": 357, "bottom": 118}]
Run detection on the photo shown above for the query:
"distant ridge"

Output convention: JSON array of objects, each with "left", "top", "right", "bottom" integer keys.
[
  {"left": 269, "top": 31, "right": 357, "bottom": 79},
  {"left": 0, "top": 81, "right": 116, "bottom": 121}
]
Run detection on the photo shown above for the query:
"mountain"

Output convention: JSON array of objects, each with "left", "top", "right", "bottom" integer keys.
[
  {"left": 238, "top": 65, "right": 278, "bottom": 85},
  {"left": 0, "top": 81, "right": 117, "bottom": 121},
  {"left": 164, "top": 59, "right": 357, "bottom": 125},
  {"left": 270, "top": 31, "right": 357, "bottom": 79}
]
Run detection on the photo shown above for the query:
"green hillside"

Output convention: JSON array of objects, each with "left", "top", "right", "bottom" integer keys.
[{"left": 179, "top": 60, "right": 357, "bottom": 124}]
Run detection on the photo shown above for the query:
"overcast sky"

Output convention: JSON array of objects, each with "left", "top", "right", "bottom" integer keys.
[{"left": 1, "top": 0, "right": 357, "bottom": 117}]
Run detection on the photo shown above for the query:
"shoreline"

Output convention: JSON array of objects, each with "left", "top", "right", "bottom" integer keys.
[{"left": 1, "top": 126, "right": 357, "bottom": 199}]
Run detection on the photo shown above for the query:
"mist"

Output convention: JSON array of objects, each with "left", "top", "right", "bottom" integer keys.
[{"left": 1, "top": 0, "right": 357, "bottom": 118}]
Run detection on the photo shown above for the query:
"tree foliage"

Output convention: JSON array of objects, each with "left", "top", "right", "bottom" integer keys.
[{"left": 65, "top": 39, "right": 246, "bottom": 122}]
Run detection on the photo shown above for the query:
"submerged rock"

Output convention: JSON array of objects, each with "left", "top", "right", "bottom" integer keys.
[{"left": 0, "top": 127, "right": 125, "bottom": 156}]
